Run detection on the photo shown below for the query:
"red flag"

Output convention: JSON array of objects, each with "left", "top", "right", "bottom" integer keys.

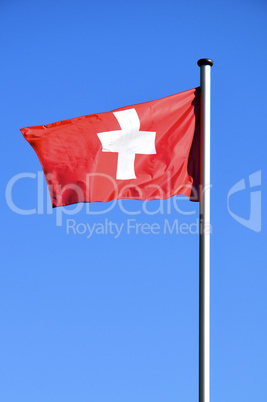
[{"left": 21, "top": 87, "right": 200, "bottom": 207}]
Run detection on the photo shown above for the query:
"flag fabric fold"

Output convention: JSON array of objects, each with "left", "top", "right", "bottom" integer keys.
[{"left": 21, "top": 87, "right": 200, "bottom": 207}]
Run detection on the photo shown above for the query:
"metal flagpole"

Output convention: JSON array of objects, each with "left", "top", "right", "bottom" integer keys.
[{"left": 197, "top": 58, "right": 213, "bottom": 402}]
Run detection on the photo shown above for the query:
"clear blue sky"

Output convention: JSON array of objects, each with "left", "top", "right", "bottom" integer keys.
[{"left": 1, "top": 1, "right": 266, "bottom": 401}]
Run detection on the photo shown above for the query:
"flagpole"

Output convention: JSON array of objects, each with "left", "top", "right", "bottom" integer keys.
[{"left": 197, "top": 58, "right": 213, "bottom": 402}]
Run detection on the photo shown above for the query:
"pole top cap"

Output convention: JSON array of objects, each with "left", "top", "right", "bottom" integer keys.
[{"left": 197, "top": 58, "right": 214, "bottom": 67}]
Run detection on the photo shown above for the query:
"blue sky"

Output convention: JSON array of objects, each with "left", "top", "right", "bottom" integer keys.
[{"left": 1, "top": 1, "right": 266, "bottom": 401}]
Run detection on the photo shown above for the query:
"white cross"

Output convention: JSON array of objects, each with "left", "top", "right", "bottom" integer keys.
[{"left": 97, "top": 108, "right": 156, "bottom": 180}]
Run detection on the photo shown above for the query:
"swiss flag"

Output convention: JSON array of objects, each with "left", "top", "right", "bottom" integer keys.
[{"left": 21, "top": 87, "right": 200, "bottom": 207}]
